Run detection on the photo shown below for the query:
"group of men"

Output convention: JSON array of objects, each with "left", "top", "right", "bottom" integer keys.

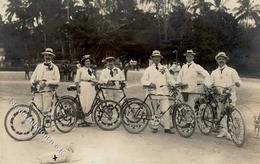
[
  {"left": 142, "top": 49, "right": 241, "bottom": 138},
  {"left": 30, "top": 47, "right": 241, "bottom": 139}
]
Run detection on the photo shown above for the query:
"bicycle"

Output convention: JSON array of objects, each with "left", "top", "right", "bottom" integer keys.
[
  {"left": 121, "top": 84, "right": 196, "bottom": 138},
  {"left": 195, "top": 85, "right": 246, "bottom": 147},
  {"left": 61, "top": 80, "right": 127, "bottom": 131},
  {"left": 63, "top": 80, "right": 141, "bottom": 122},
  {"left": 4, "top": 81, "right": 77, "bottom": 141}
]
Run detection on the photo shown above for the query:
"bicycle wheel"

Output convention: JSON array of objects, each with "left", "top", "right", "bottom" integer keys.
[
  {"left": 227, "top": 107, "right": 246, "bottom": 147},
  {"left": 173, "top": 103, "right": 196, "bottom": 138},
  {"left": 59, "top": 95, "right": 83, "bottom": 119},
  {"left": 54, "top": 99, "right": 77, "bottom": 133},
  {"left": 196, "top": 103, "right": 214, "bottom": 135},
  {"left": 94, "top": 100, "right": 122, "bottom": 130},
  {"left": 4, "top": 104, "right": 41, "bottom": 141},
  {"left": 122, "top": 100, "right": 150, "bottom": 134}
]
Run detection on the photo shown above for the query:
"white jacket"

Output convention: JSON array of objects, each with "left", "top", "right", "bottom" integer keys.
[
  {"left": 99, "top": 66, "right": 125, "bottom": 83},
  {"left": 141, "top": 63, "right": 175, "bottom": 96},
  {"left": 30, "top": 62, "right": 60, "bottom": 85},
  {"left": 177, "top": 61, "right": 210, "bottom": 92},
  {"left": 210, "top": 65, "right": 241, "bottom": 103}
]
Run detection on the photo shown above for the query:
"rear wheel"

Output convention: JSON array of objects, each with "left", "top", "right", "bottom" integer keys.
[
  {"left": 54, "top": 99, "right": 77, "bottom": 133},
  {"left": 227, "top": 107, "right": 246, "bottom": 147},
  {"left": 173, "top": 103, "right": 196, "bottom": 138},
  {"left": 4, "top": 104, "right": 41, "bottom": 141},
  {"left": 94, "top": 100, "right": 122, "bottom": 130},
  {"left": 196, "top": 103, "right": 214, "bottom": 135},
  {"left": 122, "top": 100, "right": 150, "bottom": 134}
]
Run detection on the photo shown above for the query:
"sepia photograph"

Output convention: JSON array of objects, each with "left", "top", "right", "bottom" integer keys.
[{"left": 0, "top": 0, "right": 260, "bottom": 163}]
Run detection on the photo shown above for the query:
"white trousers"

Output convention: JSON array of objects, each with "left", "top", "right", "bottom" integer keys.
[
  {"left": 150, "top": 98, "right": 171, "bottom": 129},
  {"left": 34, "top": 92, "right": 53, "bottom": 113}
]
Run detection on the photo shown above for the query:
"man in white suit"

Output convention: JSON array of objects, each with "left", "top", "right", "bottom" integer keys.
[
  {"left": 99, "top": 56, "right": 125, "bottom": 101},
  {"left": 177, "top": 50, "right": 210, "bottom": 110},
  {"left": 210, "top": 52, "right": 241, "bottom": 139},
  {"left": 141, "top": 50, "right": 175, "bottom": 134}
]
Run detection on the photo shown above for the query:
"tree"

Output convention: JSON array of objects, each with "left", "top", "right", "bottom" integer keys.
[{"left": 234, "top": 0, "right": 260, "bottom": 27}]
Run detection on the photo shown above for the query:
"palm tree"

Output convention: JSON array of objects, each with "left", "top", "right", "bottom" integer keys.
[
  {"left": 212, "top": 0, "right": 228, "bottom": 12},
  {"left": 190, "top": 0, "right": 213, "bottom": 16},
  {"left": 234, "top": 0, "right": 260, "bottom": 27}
]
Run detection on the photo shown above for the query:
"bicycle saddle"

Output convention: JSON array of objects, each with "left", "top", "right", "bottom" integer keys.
[{"left": 67, "top": 85, "right": 77, "bottom": 91}]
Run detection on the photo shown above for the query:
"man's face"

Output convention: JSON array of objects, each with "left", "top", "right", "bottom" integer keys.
[
  {"left": 185, "top": 54, "right": 194, "bottom": 63},
  {"left": 152, "top": 56, "right": 162, "bottom": 64},
  {"left": 216, "top": 56, "right": 227, "bottom": 67},
  {"left": 44, "top": 54, "right": 53, "bottom": 63},
  {"left": 107, "top": 59, "right": 115, "bottom": 69}
]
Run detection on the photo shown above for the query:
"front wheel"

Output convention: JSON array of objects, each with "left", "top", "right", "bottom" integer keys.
[
  {"left": 94, "top": 100, "right": 122, "bottom": 131},
  {"left": 122, "top": 100, "right": 150, "bottom": 134},
  {"left": 173, "top": 103, "right": 196, "bottom": 138},
  {"left": 4, "top": 104, "right": 41, "bottom": 141},
  {"left": 196, "top": 103, "right": 214, "bottom": 135},
  {"left": 54, "top": 99, "right": 77, "bottom": 133},
  {"left": 227, "top": 107, "right": 246, "bottom": 147}
]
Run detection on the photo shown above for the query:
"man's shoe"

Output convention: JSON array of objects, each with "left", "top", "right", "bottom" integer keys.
[
  {"left": 226, "top": 133, "right": 232, "bottom": 140},
  {"left": 151, "top": 129, "right": 158, "bottom": 133},
  {"left": 164, "top": 129, "right": 175, "bottom": 134}
]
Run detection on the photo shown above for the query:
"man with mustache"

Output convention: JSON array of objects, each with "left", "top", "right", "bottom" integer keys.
[
  {"left": 30, "top": 48, "right": 60, "bottom": 132},
  {"left": 210, "top": 52, "right": 241, "bottom": 139}
]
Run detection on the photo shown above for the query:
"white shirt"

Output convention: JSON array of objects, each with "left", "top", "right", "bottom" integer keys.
[
  {"left": 141, "top": 63, "right": 175, "bottom": 95},
  {"left": 74, "top": 67, "right": 96, "bottom": 83},
  {"left": 99, "top": 66, "right": 125, "bottom": 83},
  {"left": 30, "top": 62, "right": 60, "bottom": 85},
  {"left": 177, "top": 61, "right": 210, "bottom": 92},
  {"left": 210, "top": 65, "right": 241, "bottom": 87}
]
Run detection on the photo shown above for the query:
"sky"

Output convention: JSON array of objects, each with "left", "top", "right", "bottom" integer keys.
[{"left": 0, "top": 0, "right": 260, "bottom": 18}]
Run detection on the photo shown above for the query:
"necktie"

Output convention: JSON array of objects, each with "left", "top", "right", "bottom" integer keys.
[
  {"left": 220, "top": 67, "right": 225, "bottom": 74},
  {"left": 110, "top": 69, "right": 114, "bottom": 77},
  {"left": 188, "top": 63, "right": 192, "bottom": 68},
  {"left": 88, "top": 69, "right": 92, "bottom": 76},
  {"left": 155, "top": 64, "right": 159, "bottom": 70},
  {"left": 44, "top": 62, "right": 51, "bottom": 66}
]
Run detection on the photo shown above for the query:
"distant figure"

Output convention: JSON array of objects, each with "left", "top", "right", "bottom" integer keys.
[
  {"left": 123, "top": 61, "right": 129, "bottom": 81},
  {"left": 24, "top": 62, "right": 30, "bottom": 80}
]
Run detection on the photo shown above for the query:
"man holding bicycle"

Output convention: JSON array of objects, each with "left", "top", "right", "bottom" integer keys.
[
  {"left": 30, "top": 48, "right": 60, "bottom": 128},
  {"left": 177, "top": 50, "right": 210, "bottom": 110},
  {"left": 99, "top": 56, "right": 125, "bottom": 101},
  {"left": 210, "top": 52, "right": 241, "bottom": 139},
  {"left": 141, "top": 50, "right": 175, "bottom": 134}
]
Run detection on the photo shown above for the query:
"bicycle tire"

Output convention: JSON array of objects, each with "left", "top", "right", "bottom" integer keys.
[
  {"left": 54, "top": 99, "right": 77, "bottom": 133},
  {"left": 4, "top": 104, "right": 41, "bottom": 141},
  {"left": 59, "top": 95, "right": 84, "bottom": 119},
  {"left": 122, "top": 100, "right": 151, "bottom": 134},
  {"left": 173, "top": 103, "right": 196, "bottom": 138},
  {"left": 93, "top": 100, "right": 122, "bottom": 131},
  {"left": 196, "top": 103, "right": 214, "bottom": 135},
  {"left": 227, "top": 107, "right": 246, "bottom": 147}
]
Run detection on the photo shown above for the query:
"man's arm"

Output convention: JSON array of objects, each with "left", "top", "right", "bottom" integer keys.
[
  {"left": 140, "top": 69, "right": 152, "bottom": 86},
  {"left": 231, "top": 69, "right": 241, "bottom": 87},
  {"left": 30, "top": 65, "right": 40, "bottom": 84},
  {"left": 196, "top": 64, "right": 210, "bottom": 85}
]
